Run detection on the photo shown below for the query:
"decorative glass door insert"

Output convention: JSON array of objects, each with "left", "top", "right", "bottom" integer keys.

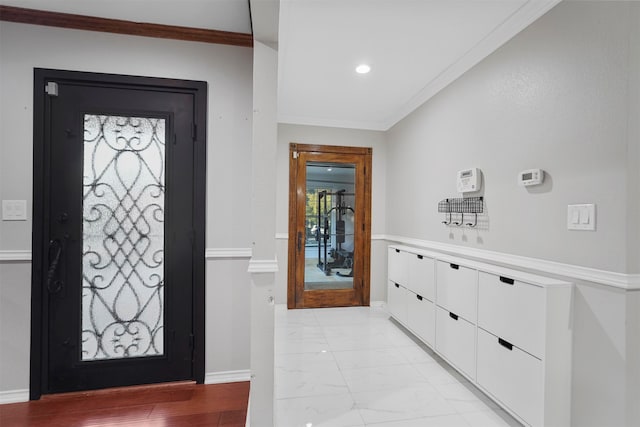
[{"left": 81, "top": 114, "right": 165, "bottom": 361}]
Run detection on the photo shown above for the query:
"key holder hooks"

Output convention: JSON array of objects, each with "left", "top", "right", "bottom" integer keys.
[{"left": 438, "top": 197, "right": 483, "bottom": 228}]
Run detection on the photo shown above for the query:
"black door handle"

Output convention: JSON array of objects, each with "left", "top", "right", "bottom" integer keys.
[
  {"left": 449, "top": 312, "right": 458, "bottom": 321},
  {"left": 46, "top": 239, "right": 64, "bottom": 294},
  {"left": 498, "top": 338, "right": 513, "bottom": 351},
  {"left": 499, "top": 276, "right": 514, "bottom": 285},
  {"left": 450, "top": 263, "right": 459, "bottom": 270}
]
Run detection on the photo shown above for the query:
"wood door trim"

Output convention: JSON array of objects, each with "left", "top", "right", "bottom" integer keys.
[
  {"left": 291, "top": 143, "right": 371, "bottom": 156},
  {"left": 0, "top": 5, "right": 253, "bottom": 47},
  {"left": 30, "top": 68, "right": 207, "bottom": 399},
  {"left": 287, "top": 143, "right": 372, "bottom": 309}
]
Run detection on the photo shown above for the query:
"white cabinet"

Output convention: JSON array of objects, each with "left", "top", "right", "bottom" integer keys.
[
  {"left": 407, "top": 292, "right": 435, "bottom": 346},
  {"left": 387, "top": 281, "right": 408, "bottom": 325},
  {"left": 388, "top": 247, "right": 436, "bottom": 348},
  {"left": 387, "top": 244, "right": 572, "bottom": 427},
  {"left": 478, "top": 272, "right": 544, "bottom": 358},
  {"left": 477, "top": 328, "right": 543, "bottom": 427},
  {"left": 408, "top": 254, "right": 435, "bottom": 301},
  {"left": 435, "top": 306, "right": 476, "bottom": 379},
  {"left": 436, "top": 260, "right": 477, "bottom": 322},
  {"left": 388, "top": 247, "right": 410, "bottom": 286}
]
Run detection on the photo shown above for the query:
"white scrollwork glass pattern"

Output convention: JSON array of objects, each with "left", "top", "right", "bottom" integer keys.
[{"left": 81, "top": 115, "right": 165, "bottom": 361}]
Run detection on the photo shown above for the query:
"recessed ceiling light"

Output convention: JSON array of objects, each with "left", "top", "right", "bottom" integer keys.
[
  {"left": 327, "top": 168, "right": 332, "bottom": 172},
  {"left": 355, "top": 64, "right": 371, "bottom": 74}
]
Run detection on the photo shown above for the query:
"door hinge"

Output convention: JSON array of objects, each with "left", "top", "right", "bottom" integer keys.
[
  {"left": 189, "top": 333, "right": 195, "bottom": 349},
  {"left": 190, "top": 229, "right": 196, "bottom": 246},
  {"left": 45, "top": 82, "right": 59, "bottom": 97},
  {"left": 173, "top": 133, "right": 177, "bottom": 145},
  {"left": 192, "top": 123, "right": 197, "bottom": 141},
  {"left": 293, "top": 151, "right": 299, "bottom": 159}
]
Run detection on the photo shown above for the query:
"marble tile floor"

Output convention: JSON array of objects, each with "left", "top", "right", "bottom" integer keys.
[{"left": 275, "top": 304, "right": 522, "bottom": 427}]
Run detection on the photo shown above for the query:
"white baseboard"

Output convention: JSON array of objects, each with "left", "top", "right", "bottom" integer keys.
[
  {"left": 0, "top": 389, "right": 29, "bottom": 404},
  {"left": 370, "top": 300, "right": 386, "bottom": 309},
  {"left": 204, "top": 370, "right": 251, "bottom": 385}
]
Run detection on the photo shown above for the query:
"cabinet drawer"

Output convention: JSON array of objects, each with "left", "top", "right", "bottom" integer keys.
[
  {"left": 478, "top": 272, "right": 544, "bottom": 358},
  {"left": 387, "top": 281, "right": 408, "bottom": 325},
  {"left": 407, "top": 292, "right": 435, "bottom": 347},
  {"left": 408, "top": 254, "right": 435, "bottom": 301},
  {"left": 388, "top": 247, "right": 410, "bottom": 286},
  {"left": 477, "top": 328, "right": 543, "bottom": 427},
  {"left": 436, "top": 261, "right": 477, "bottom": 322},
  {"left": 435, "top": 306, "right": 476, "bottom": 379}
]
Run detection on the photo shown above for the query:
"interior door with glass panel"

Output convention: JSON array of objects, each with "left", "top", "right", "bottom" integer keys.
[
  {"left": 31, "top": 69, "right": 206, "bottom": 395},
  {"left": 288, "top": 144, "right": 371, "bottom": 308}
]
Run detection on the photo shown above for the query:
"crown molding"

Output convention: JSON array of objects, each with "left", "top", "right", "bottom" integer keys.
[
  {"left": 383, "top": 0, "right": 561, "bottom": 130},
  {"left": 0, "top": 5, "right": 253, "bottom": 47}
]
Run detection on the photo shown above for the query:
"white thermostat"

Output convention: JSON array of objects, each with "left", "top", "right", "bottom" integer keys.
[
  {"left": 457, "top": 168, "right": 482, "bottom": 193},
  {"left": 518, "top": 169, "right": 544, "bottom": 186}
]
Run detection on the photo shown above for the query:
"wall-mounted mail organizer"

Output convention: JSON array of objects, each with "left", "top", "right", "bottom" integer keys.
[{"left": 438, "top": 196, "right": 484, "bottom": 227}]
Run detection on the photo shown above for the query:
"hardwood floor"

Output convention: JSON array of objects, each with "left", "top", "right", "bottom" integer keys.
[{"left": 0, "top": 381, "right": 249, "bottom": 427}]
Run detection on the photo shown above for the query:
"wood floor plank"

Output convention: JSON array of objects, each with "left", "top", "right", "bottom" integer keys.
[{"left": 0, "top": 382, "right": 249, "bottom": 427}]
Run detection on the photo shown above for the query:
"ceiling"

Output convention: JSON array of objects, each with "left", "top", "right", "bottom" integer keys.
[
  {"left": 278, "top": 0, "right": 560, "bottom": 131},
  {"left": 0, "top": 0, "right": 561, "bottom": 131}
]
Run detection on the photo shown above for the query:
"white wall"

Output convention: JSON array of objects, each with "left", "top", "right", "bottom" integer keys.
[
  {"left": 248, "top": 40, "right": 279, "bottom": 426},
  {"left": 0, "top": 22, "right": 254, "bottom": 393},
  {"left": 384, "top": 2, "right": 639, "bottom": 426},
  {"left": 275, "top": 124, "right": 387, "bottom": 304},
  {"left": 386, "top": 1, "right": 638, "bottom": 275}
]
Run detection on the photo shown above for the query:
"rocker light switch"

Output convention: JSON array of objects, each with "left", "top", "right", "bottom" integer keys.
[
  {"left": 567, "top": 204, "right": 595, "bottom": 231},
  {"left": 2, "top": 200, "right": 28, "bottom": 221}
]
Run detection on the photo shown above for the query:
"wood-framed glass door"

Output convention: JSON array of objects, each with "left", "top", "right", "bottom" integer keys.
[{"left": 287, "top": 144, "right": 371, "bottom": 308}]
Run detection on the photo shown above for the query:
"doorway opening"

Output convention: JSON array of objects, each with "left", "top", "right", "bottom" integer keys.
[{"left": 287, "top": 144, "right": 372, "bottom": 309}]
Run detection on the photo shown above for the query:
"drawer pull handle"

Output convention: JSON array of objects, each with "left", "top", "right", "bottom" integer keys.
[
  {"left": 498, "top": 338, "right": 513, "bottom": 351},
  {"left": 449, "top": 312, "right": 458, "bottom": 321},
  {"left": 499, "top": 276, "right": 514, "bottom": 285},
  {"left": 395, "top": 249, "right": 400, "bottom": 253},
  {"left": 417, "top": 255, "right": 423, "bottom": 259},
  {"left": 395, "top": 283, "right": 400, "bottom": 288},
  {"left": 416, "top": 295, "right": 423, "bottom": 301},
  {"left": 450, "top": 263, "right": 459, "bottom": 270}
]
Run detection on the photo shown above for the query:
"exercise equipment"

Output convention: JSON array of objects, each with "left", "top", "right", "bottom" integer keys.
[{"left": 315, "top": 189, "right": 355, "bottom": 276}]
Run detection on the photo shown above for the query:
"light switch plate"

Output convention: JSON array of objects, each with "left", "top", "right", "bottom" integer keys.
[
  {"left": 567, "top": 204, "right": 596, "bottom": 231},
  {"left": 2, "top": 200, "right": 28, "bottom": 221}
]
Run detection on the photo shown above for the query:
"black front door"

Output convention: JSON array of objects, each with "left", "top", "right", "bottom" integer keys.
[{"left": 31, "top": 69, "right": 206, "bottom": 397}]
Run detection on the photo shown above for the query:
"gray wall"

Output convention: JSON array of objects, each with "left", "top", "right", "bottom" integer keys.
[
  {"left": 386, "top": 0, "right": 639, "bottom": 274},
  {"left": 275, "top": 124, "right": 388, "bottom": 304},
  {"left": 384, "top": 2, "right": 640, "bottom": 425},
  {"left": 0, "top": 21, "right": 253, "bottom": 392}
]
